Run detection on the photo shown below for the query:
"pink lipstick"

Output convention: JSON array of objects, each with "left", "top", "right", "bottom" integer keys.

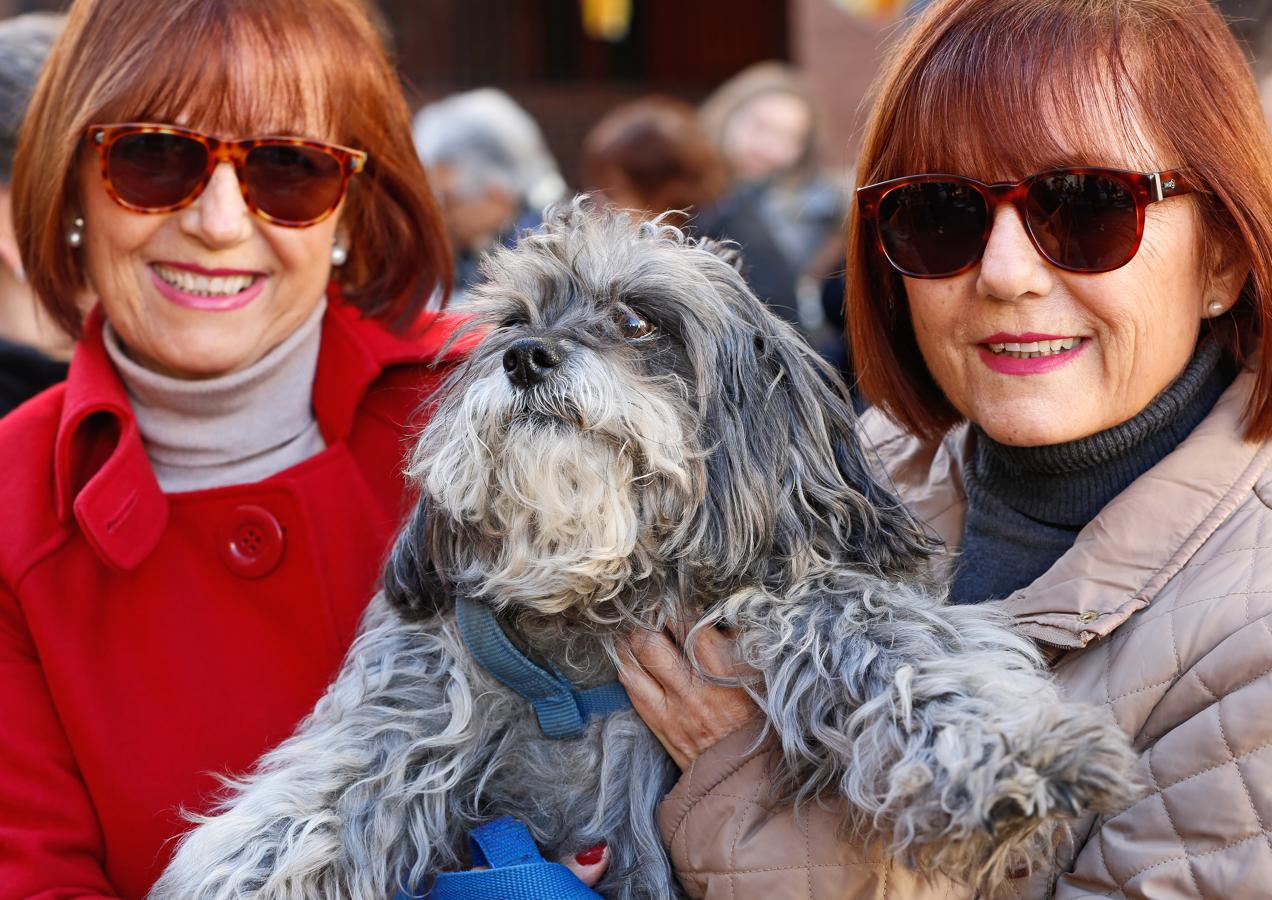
[
  {"left": 976, "top": 332, "right": 1087, "bottom": 376},
  {"left": 148, "top": 261, "right": 265, "bottom": 312}
]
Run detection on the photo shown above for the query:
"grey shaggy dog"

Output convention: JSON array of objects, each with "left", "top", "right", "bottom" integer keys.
[{"left": 151, "top": 200, "right": 1138, "bottom": 900}]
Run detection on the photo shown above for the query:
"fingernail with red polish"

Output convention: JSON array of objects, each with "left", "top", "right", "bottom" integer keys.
[{"left": 575, "top": 841, "right": 607, "bottom": 865}]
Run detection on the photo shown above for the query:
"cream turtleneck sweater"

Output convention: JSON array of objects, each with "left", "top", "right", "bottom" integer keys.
[{"left": 103, "top": 299, "right": 328, "bottom": 493}]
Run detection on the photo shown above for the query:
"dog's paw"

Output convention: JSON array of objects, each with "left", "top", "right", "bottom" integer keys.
[
  {"left": 952, "top": 702, "right": 1138, "bottom": 886},
  {"left": 882, "top": 698, "right": 1137, "bottom": 891},
  {"left": 1020, "top": 702, "right": 1140, "bottom": 821}
]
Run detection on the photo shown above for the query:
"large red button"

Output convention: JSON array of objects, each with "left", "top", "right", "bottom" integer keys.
[{"left": 219, "top": 505, "right": 285, "bottom": 578}]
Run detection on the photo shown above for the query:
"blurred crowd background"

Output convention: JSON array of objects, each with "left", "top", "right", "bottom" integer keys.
[{"left": 4, "top": 0, "right": 1272, "bottom": 406}]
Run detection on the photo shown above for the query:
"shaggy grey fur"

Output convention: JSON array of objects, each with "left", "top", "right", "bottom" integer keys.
[{"left": 151, "top": 199, "right": 1139, "bottom": 900}]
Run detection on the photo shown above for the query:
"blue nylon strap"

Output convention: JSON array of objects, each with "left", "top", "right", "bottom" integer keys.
[
  {"left": 467, "top": 816, "right": 542, "bottom": 868},
  {"left": 421, "top": 863, "right": 602, "bottom": 899},
  {"left": 455, "top": 596, "right": 631, "bottom": 740},
  {"left": 392, "top": 816, "right": 603, "bottom": 900},
  {"left": 574, "top": 681, "right": 632, "bottom": 720}
]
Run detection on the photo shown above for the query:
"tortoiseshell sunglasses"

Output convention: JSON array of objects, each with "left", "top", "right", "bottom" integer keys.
[
  {"left": 857, "top": 167, "right": 1196, "bottom": 277},
  {"left": 86, "top": 123, "right": 368, "bottom": 228}
]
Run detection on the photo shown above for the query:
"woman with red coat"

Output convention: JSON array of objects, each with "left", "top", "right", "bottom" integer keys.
[{"left": 0, "top": 1, "right": 468, "bottom": 896}]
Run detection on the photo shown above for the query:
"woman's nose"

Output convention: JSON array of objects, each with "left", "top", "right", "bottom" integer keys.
[
  {"left": 975, "top": 204, "right": 1053, "bottom": 302},
  {"left": 180, "top": 162, "right": 254, "bottom": 247}
]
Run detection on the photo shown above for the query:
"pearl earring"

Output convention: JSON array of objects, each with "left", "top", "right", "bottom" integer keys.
[
  {"left": 1207, "top": 300, "right": 1226, "bottom": 317},
  {"left": 330, "top": 243, "right": 348, "bottom": 267},
  {"left": 66, "top": 216, "right": 85, "bottom": 248}
]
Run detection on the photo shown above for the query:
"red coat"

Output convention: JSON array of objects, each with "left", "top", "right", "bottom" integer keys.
[{"left": 0, "top": 298, "right": 469, "bottom": 899}]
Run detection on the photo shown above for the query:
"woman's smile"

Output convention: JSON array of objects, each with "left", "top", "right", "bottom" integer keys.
[
  {"left": 975, "top": 331, "right": 1089, "bottom": 375},
  {"left": 148, "top": 261, "right": 266, "bottom": 312}
]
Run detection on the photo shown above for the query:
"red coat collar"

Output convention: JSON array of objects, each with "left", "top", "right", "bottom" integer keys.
[{"left": 54, "top": 293, "right": 472, "bottom": 572}]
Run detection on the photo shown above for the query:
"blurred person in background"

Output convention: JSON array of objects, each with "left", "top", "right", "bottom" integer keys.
[
  {"left": 581, "top": 94, "right": 803, "bottom": 327},
  {"left": 413, "top": 88, "right": 566, "bottom": 302},
  {"left": 581, "top": 95, "right": 727, "bottom": 225},
  {"left": 0, "top": 12, "right": 74, "bottom": 416},
  {"left": 699, "top": 62, "right": 847, "bottom": 295},
  {"left": 700, "top": 62, "right": 851, "bottom": 375}
]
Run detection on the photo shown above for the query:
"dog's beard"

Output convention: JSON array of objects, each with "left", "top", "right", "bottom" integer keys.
[{"left": 411, "top": 351, "right": 698, "bottom": 619}]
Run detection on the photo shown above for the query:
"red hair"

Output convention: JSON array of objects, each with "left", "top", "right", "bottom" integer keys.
[
  {"left": 848, "top": 0, "right": 1272, "bottom": 441},
  {"left": 14, "top": 0, "right": 452, "bottom": 337}
]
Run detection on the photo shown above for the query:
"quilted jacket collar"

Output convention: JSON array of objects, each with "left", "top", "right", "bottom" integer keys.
[
  {"left": 54, "top": 294, "right": 468, "bottom": 572},
  {"left": 863, "top": 368, "right": 1272, "bottom": 648}
]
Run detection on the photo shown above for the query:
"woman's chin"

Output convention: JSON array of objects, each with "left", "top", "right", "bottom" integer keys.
[
  {"left": 130, "top": 340, "right": 259, "bottom": 380},
  {"left": 972, "top": 408, "right": 1099, "bottom": 448}
]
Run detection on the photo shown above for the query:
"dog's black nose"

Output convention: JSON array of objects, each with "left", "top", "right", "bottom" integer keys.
[{"left": 503, "top": 338, "right": 564, "bottom": 388}]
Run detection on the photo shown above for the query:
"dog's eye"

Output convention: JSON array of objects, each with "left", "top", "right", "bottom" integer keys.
[{"left": 618, "top": 312, "right": 655, "bottom": 340}]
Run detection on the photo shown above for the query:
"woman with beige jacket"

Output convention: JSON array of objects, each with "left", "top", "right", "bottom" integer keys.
[{"left": 618, "top": 0, "right": 1272, "bottom": 897}]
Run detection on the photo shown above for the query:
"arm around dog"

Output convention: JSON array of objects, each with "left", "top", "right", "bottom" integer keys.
[
  {"left": 626, "top": 629, "right": 968, "bottom": 900},
  {"left": 621, "top": 627, "right": 963, "bottom": 899},
  {"left": 631, "top": 576, "right": 1135, "bottom": 898}
]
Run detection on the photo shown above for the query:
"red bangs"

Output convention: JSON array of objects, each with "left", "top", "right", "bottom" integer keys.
[
  {"left": 865, "top": 5, "right": 1168, "bottom": 184},
  {"left": 77, "top": 0, "right": 368, "bottom": 141}
]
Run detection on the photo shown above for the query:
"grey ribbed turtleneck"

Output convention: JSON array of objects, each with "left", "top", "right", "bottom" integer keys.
[
  {"left": 949, "top": 338, "right": 1233, "bottom": 604},
  {"left": 103, "top": 298, "right": 328, "bottom": 493}
]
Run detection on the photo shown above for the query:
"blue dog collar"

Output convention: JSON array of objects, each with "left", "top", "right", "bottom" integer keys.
[{"left": 455, "top": 596, "right": 631, "bottom": 740}]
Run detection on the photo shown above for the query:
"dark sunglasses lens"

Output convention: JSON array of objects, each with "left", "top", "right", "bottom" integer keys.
[
  {"left": 1026, "top": 172, "right": 1138, "bottom": 271},
  {"left": 876, "top": 181, "right": 988, "bottom": 276},
  {"left": 108, "top": 132, "right": 208, "bottom": 208},
  {"left": 245, "top": 144, "right": 344, "bottom": 224}
]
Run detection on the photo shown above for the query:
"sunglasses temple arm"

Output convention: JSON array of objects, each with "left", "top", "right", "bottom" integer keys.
[{"left": 1155, "top": 170, "right": 1195, "bottom": 200}]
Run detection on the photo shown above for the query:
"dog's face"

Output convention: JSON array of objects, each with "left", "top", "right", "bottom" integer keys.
[{"left": 388, "top": 200, "right": 931, "bottom": 627}]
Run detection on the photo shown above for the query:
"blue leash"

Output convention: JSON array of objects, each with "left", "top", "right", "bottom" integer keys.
[
  {"left": 454, "top": 596, "right": 631, "bottom": 740},
  {"left": 393, "top": 816, "right": 603, "bottom": 899}
]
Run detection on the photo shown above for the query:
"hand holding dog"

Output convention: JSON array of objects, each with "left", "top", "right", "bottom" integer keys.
[{"left": 618, "top": 626, "right": 760, "bottom": 770}]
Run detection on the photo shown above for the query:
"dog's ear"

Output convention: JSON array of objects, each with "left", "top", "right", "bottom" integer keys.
[
  {"left": 691, "top": 309, "right": 935, "bottom": 586},
  {"left": 778, "top": 331, "right": 936, "bottom": 576},
  {"left": 382, "top": 494, "right": 452, "bottom": 621},
  {"left": 817, "top": 380, "right": 938, "bottom": 577}
]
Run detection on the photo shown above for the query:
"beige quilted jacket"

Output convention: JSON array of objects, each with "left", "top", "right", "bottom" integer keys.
[{"left": 657, "top": 369, "right": 1272, "bottom": 899}]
